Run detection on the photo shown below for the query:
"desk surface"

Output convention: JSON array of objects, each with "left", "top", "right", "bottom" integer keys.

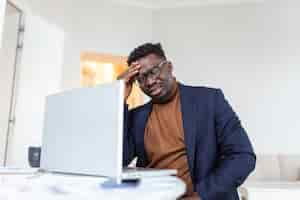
[{"left": 0, "top": 172, "right": 186, "bottom": 200}]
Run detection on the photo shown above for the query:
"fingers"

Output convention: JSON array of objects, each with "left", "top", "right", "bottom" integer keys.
[{"left": 117, "top": 62, "right": 141, "bottom": 84}]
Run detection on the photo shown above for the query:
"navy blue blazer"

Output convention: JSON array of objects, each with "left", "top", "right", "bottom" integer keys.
[{"left": 123, "top": 83, "right": 256, "bottom": 200}]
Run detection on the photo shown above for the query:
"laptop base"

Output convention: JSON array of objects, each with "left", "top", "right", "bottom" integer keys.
[{"left": 100, "top": 178, "right": 140, "bottom": 189}]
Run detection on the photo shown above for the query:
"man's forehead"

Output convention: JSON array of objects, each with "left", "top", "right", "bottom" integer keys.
[
  {"left": 137, "top": 54, "right": 163, "bottom": 73},
  {"left": 138, "top": 54, "right": 162, "bottom": 66}
]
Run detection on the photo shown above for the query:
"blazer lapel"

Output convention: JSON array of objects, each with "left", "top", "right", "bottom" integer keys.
[
  {"left": 179, "top": 84, "right": 197, "bottom": 177},
  {"left": 137, "top": 102, "right": 152, "bottom": 166}
]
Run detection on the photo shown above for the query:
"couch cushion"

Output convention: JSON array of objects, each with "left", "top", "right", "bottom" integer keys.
[
  {"left": 279, "top": 154, "right": 300, "bottom": 181},
  {"left": 247, "top": 155, "right": 280, "bottom": 181}
]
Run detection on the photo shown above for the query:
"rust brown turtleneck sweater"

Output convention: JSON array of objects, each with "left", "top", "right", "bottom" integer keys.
[{"left": 144, "top": 83, "right": 195, "bottom": 197}]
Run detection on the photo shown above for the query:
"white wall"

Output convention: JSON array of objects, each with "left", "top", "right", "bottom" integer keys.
[
  {"left": 21, "top": 0, "right": 154, "bottom": 90},
  {"left": 0, "top": 0, "right": 6, "bottom": 46},
  {"left": 3, "top": 0, "right": 299, "bottom": 166},
  {"left": 2, "top": 0, "right": 153, "bottom": 167},
  {"left": 61, "top": 3, "right": 153, "bottom": 90},
  {"left": 153, "top": 0, "right": 300, "bottom": 154},
  {"left": 3, "top": 0, "right": 65, "bottom": 167}
]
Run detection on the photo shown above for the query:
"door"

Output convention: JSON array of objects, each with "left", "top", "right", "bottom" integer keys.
[{"left": 0, "top": 2, "right": 22, "bottom": 166}]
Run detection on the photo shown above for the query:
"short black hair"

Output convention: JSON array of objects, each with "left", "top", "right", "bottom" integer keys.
[{"left": 127, "top": 43, "right": 166, "bottom": 66}]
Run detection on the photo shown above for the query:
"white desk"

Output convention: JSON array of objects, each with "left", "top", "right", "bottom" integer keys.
[
  {"left": 239, "top": 182, "right": 300, "bottom": 200},
  {"left": 0, "top": 172, "right": 185, "bottom": 200}
]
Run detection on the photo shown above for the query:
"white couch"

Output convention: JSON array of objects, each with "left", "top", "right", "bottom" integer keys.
[{"left": 239, "top": 155, "right": 300, "bottom": 200}]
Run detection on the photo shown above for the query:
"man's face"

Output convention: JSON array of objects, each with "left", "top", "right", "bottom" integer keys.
[{"left": 135, "top": 54, "right": 175, "bottom": 103}]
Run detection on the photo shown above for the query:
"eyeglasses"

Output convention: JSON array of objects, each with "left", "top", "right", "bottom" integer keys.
[{"left": 136, "top": 60, "right": 168, "bottom": 84}]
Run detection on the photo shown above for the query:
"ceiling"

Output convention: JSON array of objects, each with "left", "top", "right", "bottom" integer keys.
[{"left": 111, "top": 0, "right": 264, "bottom": 9}]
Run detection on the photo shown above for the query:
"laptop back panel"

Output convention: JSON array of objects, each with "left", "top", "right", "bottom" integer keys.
[{"left": 41, "top": 81, "right": 124, "bottom": 178}]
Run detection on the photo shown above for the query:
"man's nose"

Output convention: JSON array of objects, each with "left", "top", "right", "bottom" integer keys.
[{"left": 145, "top": 76, "right": 156, "bottom": 87}]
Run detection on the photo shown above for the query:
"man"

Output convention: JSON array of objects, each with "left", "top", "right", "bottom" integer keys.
[{"left": 118, "top": 43, "right": 256, "bottom": 200}]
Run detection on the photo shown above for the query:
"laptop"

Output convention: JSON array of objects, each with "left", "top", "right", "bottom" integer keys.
[{"left": 40, "top": 80, "right": 176, "bottom": 182}]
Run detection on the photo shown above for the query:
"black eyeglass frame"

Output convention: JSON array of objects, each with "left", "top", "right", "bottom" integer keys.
[{"left": 135, "top": 60, "right": 169, "bottom": 84}]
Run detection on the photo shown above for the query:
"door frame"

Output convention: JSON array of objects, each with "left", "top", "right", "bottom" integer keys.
[{"left": 2, "top": 0, "right": 24, "bottom": 166}]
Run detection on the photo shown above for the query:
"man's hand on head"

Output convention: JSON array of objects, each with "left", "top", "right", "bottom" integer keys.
[{"left": 117, "top": 62, "right": 141, "bottom": 101}]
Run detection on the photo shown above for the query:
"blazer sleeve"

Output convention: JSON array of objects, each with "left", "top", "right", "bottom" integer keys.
[
  {"left": 122, "top": 104, "right": 136, "bottom": 166},
  {"left": 196, "top": 89, "right": 256, "bottom": 200}
]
